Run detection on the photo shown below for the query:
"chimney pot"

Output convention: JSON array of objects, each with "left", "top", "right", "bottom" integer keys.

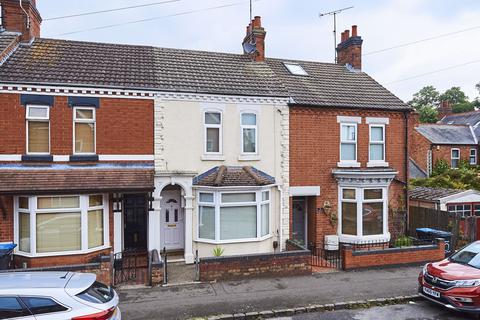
[
  {"left": 352, "top": 25, "right": 358, "bottom": 37},
  {"left": 336, "top": 24, "right": 363, "bottom": 70},
  {"left": 242, "top": 15, "right": 266, "bottom": 62}
]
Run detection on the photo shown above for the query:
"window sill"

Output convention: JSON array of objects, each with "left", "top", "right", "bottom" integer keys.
[
  {"left": 70, "top": 154, "right": 99, "bottom": 162},
  {"left": 22, "top": 155, "right": 53, "bottom": 162},
  {"left": 195, "top": 234, "right": 272, "bottom": 245},
  {"left": 367, "top": 161, "right": 389, "bottom": 168},
  {"left": 201, "top": 154, "right": 226, "bottom": 161},
  {"left": 338, "top": 233, "right": 391, "bottom": 244},
  {"left": 337, "top": 161, "right": 361, "bottom": 168},
  {"left": 238, "top": 154, "right": 261, "bottom": 161},
  {"left": 14, "top": 245, "right": 111, "bottom": 258}
]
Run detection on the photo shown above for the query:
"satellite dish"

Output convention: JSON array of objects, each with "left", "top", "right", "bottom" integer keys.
[{"left": 243, "top": 41, "right": 257, "bottom": 54}]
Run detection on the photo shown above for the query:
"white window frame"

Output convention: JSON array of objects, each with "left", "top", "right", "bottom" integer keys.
[
  {"left": 368, "top": 124, "right": 389, "bottom": 167},
  {"left": 451, "top": 148, "right": 460, "bottom": 168},
  {"left": 73, "top": 107, "right": 96, "bottom": 155},
  {"left": 203, "top": 110, "right": 223, "bottom": 156},
  {"left": 338, "top": 186, "right": 389, "bottom": 243},
  {"left": 13, "top": 194, "right": 110, "bottom": 257},
  {"left": 338, "top": 122, "right": 360, "bottom": 167},
  {"left": 196, "top": 188, "right": 272, "bottom": 244},
  {"left": 240, "top": 112, "right": 258, "bottom": 155},
  {"left": 26, "top": 105, "right": 50, "bottom": 155},
  {"left": 470, "top": 148, "right": 477, "bottom": 165}
]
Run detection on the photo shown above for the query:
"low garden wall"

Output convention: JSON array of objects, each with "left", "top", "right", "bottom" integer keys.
[
  {"left": 342, "top": 238, "right": 445, "bottom": 270},
  {"left": 199, "top": 249, "right": 311, "bottom": 281},
  {"left": 2, "top": 255, "right": 113, "bottom": 285},
  {"left": 149, "top": 249, "right": 164, "bottom": 286}
]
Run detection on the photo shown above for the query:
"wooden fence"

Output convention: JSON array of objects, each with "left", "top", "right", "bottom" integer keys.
[{"left": 408, "top": 206, "right": 478, "bottom": 250}]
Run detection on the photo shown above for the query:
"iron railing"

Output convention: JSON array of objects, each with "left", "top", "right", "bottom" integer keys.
[{"left": 308, "top": 242, "right": 342, "bottom": 269}]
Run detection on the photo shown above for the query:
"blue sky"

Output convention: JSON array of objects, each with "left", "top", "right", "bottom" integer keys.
[{"left": 37, "top": 0, "right": 480, "bottom": 102}]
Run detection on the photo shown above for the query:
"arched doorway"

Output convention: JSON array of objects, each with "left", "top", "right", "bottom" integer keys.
[{"left": 160, "top": 185, "right": 185, "bottom": 251}]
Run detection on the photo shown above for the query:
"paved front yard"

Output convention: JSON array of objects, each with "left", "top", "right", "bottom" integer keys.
[
  {"left": 119, "top": 266, "right": 424, "bottom": 320},
  {"left": 274, "top": 301, "right": 476, "bottom": 320}
]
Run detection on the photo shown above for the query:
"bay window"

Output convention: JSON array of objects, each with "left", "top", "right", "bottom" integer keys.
[
  {"left": 339, "top": 187, "right": 388, "bottom": 241},
  {"left": 74, "top": 107, "right": 96, "bottom": 154},
  {"left": 197, "top": 189, "right": 271, "bottom": 242},
  {"left": 15, "top": 195, "right": 109, "bottom": 256},
  {"left": 204, "top": 112, "right": 222, "bottom": 154},
  {"left": 26, "top": 105, "right": 50, "bottom": 154},
  {"left": 241, "top": 113, "right": 257, "bottom": 154}
]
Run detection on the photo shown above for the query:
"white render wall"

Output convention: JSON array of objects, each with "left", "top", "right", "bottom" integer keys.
[{"left": 153, "top": 95, "right": 290, "bottom": 260}]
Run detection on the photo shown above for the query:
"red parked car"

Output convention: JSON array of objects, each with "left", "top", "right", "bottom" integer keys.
[{"left": 419, "top": 241, "right": 480, "bottom": 314}]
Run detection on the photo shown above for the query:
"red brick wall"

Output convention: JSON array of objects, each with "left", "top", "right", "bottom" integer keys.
[
  {"left": 0, "top": 94, "right": 154, "bottom": 157},
  {"left": 289, "top": 107, "right": 409, "bottom": 245},
  {"left": 199, "top": 250, "right": 311, "bottom": 281},
  {"left": 14, "top": 248, "right": 112, "bottom": 269},
  {"left": 432, "top": 145, "right": 477, "bottom": 168},
  {"left": 342, "top": 239, "right": 445, "bottom": 270},
  {"left": 410, "top": 129, "right": 432, "bottom": 174},
  {"left": 1, "top": 0, "right": 42, "bottom": 42}
]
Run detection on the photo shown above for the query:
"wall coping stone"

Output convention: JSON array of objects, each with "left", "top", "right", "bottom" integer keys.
[{"left": 201, "top": 250, "right": 310, "bottom": 263}]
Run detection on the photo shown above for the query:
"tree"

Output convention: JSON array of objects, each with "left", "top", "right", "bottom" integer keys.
[
  {"left": 418, "top": 106, "right": 438, "bottom": 123},
  {"left": 408, "top": 86, "right": 440, "bottom": 111},
  {"left": 452, "top": 102, "right": 475, "bottom": 113},
  {"left": 476, "top": 82, "right": 480, "bottom": 94},
  {"left": 439, "top": 87, "right": 469, "bottom": 105}
]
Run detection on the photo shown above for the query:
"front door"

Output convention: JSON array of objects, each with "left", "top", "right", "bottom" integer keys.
[
  {"left": 292, "top": 197, "right": 307, "bottom": 246},
  {"left": 123, "top": 194, "right": 148, "bottom": 250},
  {"left": 161, "top": 190, "right": 184, "bottom": 250}
]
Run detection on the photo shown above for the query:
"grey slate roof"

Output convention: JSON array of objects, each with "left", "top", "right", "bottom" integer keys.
[
  {"left": 410, "top": 186, "right": 464, "bottom": 202},
  {"left": 440, "top": 111, "right": 480, "bottom": 140},
  {"left": 409, "top": 158, "right": 427, "bottom": 179},
  {"left": 415, "top": 124, "right": 477, "bottom": 145},
  {"left": 0, "top": 34, "right": 411, "bottom": 111},
  {"left": 193, "top": 166, "right": 275, "bottom": 187}
]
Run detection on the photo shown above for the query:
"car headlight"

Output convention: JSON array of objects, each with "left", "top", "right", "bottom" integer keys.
[
  {"left": 453, "top": 279, "right": 480, "bottom": 288},
  {"left": 422, "top": 263, "right": 429, "bottom": 275}
]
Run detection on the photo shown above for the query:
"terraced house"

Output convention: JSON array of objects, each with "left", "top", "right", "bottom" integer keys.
[{"left": 0, "top": 0, "right": 412, "bottom": 283}]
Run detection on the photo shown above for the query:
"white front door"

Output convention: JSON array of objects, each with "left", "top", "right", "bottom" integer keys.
[{"left": 160, "top": 190, "right": 185, "bottom": 250}]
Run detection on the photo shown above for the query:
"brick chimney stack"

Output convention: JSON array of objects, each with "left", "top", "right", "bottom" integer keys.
[
  {"left": 438, "top": 100, "right": 453, "bottom": 120},
  {"left": 0, "top": 0, "right": 42, "bottom": 42},
  {"left": 336, "top": 25, "right": 363, "bottom": 70},
  {"left": 242, "top": 16, "right": 266, "bottom": 62}
]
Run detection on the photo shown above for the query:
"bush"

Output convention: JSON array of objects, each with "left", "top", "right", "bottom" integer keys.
[
  {"left": 394, "top": 236, "right": 413, "bottom": 248},
  {"left": 432, "top": 159, "right": 449, "bottom": 176}
]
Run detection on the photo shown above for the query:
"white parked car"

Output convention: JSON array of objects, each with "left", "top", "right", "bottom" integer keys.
[{"left": 0, "top": 272, "right": 120, "bottom": 319}]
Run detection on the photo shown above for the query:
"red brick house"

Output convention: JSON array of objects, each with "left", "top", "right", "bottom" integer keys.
[
  {"left": 277, "top": 27, "right": 412, "bottom": 246},
  {"left": 411, "top": 123, "right": 478, "bottom": 176}
]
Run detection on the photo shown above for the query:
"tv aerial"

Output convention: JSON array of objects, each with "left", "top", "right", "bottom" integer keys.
[{"left": 319, "top": 6, "right": 354, "bottom": 63}]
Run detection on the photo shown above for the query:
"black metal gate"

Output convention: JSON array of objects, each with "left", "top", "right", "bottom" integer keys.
[
  {"left": 309, "top": 243, "right": 342, "bottom": 269},
  {"left": 113, "top": 249, "right": 148, "bottom": 285}
]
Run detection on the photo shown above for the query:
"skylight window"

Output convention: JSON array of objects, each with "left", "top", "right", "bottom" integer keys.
[{"left": 284, "top": 62, "right": 308, "bottom": 76}]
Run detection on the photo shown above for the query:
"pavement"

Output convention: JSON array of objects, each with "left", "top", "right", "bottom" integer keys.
[
  {"left": 274, "top": 300, "right": 477, "bottom": 320},
  {"left": 118, "top": 265, "right": 428, "bottom": 320}
]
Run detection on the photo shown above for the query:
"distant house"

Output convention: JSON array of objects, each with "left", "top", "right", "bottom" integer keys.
[{"left": 410, "top": 123, "right": 478, "bottom": 176}]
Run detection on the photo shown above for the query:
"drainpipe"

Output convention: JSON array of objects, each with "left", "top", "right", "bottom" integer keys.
[
  {"left": 19, "top": 0, "right": 30, "bottom": 29},
  {"left": 404, "top": 111, "right": 410, "bottom": 233},
  {"left": 277, "top": 185, "right": 283, "bottom": 252}
]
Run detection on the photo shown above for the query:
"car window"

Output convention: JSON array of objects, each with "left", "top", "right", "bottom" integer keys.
[
  {"left": 20, "top": 297, "right": 68, "bottom": 315},
  {"left": 450, "top": 242, "right": 480, "bottom": 268},
  {"left": 76, "top": 281, "right": 114, "bottom": 304},
  {"left": 0, "top": 297, "right": 31, "bottom": 319}
]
